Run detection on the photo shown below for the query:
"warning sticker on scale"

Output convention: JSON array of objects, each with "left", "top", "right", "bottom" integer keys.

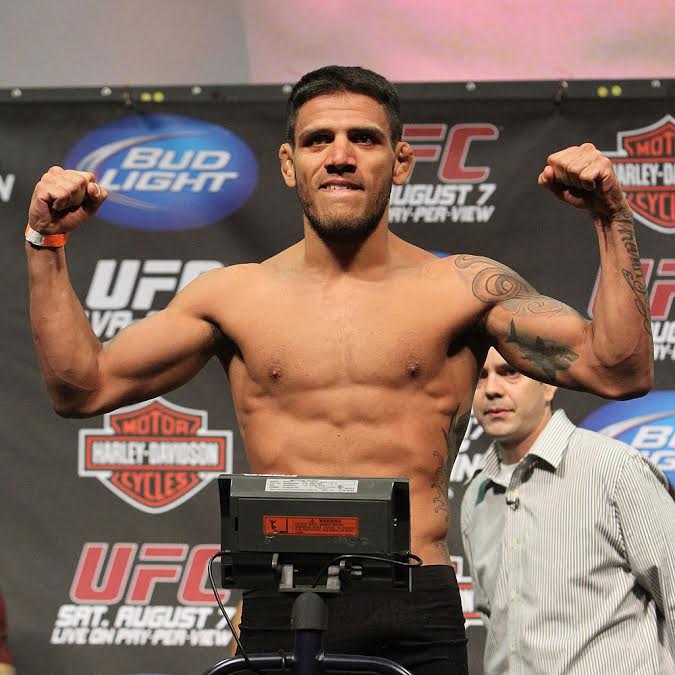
[
  {"left": 265, "top": 478, "right": 359, "bottom": 493},
  {"left": 263, "top": 516, "right": 360, "bottom": 537}
]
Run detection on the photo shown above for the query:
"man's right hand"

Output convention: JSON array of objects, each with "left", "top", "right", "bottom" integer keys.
[{"left": 28, "top": 166, "right": 108, "bottom": 235}]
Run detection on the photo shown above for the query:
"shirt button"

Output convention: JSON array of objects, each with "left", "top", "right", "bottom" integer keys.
[
  {"left": 511, "top": 539, "right": 518, "bottom": 549},
  {"left": 510, "top": 643, "right": 516, "bottom": 653},
  {"left": 511, "top": 591, "right": 518, "bottom": 601}
]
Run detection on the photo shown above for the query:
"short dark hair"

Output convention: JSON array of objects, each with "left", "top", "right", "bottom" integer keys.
[{"left": 285, "top": 65, "right": 402, "bottom": 147}]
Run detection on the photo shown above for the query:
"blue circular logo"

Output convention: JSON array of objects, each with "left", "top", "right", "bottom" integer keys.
[
  {"left": 580, "top": 390, "right": 675, "bottom": 485},
  {"left": 64, "top": 114, "right": 258, "bottom": 231}
]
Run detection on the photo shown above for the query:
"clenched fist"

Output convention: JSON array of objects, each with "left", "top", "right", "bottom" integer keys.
[
  {"left": 28, "top": 166, "right": 108, "bottom": 235},
  {"left": 538, "top": 143, "right": 630, "bottom": 220}
]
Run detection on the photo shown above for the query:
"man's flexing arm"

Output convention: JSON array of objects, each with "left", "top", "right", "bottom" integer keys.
[
  {"left": 26, "top": 167, "right": 226, "bottom": 417},
  {"left": 459, "top": 144, "right": 653, "bottom": 399}
]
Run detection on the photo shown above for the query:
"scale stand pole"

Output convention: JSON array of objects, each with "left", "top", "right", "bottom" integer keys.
[
  {"left": 292, "top": 592, "right": 327, "bottom": 675},
  {"left": 203, "top": 591, "right": 415, "bottom": 675}
]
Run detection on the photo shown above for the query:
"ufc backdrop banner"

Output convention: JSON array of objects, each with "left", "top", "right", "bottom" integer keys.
[{"left": 1, "top": 89, "right": 674, "bottom": 675}]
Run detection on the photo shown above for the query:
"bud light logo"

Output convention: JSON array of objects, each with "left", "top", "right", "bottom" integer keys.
[
  {"left": 580, "top": 390, "right": 675, "bottom": 485},
  {"left": 64, "top": 114, "right": 258, "bottom": 231}
]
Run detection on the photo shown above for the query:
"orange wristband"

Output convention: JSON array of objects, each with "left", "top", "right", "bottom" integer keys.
[{"left": 25, "top": 224, "right": 69, "bottom": 248}]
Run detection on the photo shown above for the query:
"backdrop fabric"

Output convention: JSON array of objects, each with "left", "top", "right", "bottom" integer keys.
[{"left": 1, "top": 91, "right": 673, "bottom": 675}]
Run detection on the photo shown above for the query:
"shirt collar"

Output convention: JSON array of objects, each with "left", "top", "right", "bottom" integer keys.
[{"left": 481, "top": 409, "right": 575, "bottom": 482}]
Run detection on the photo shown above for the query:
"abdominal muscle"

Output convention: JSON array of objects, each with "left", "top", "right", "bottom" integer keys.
[{"left": 233, "top": 383, "right": 460, "bottom": 567}]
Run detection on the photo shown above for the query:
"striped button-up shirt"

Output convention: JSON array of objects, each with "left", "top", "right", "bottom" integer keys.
[{"left": 460, "top": 409, "right": 675, "bottom": 675}]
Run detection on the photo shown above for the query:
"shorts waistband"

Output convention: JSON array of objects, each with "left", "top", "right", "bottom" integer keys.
[{"left": 410, "top": 564, "right": 458, "bottom": 591}]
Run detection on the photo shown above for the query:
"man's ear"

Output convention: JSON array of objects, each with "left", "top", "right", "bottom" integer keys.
[
  {"left": 544, "top": 384, "right": 558, "bottom": 405},
  {"left": 279, "top": 143, "right": 296, "bottom": 188},
  {"left": 392, "top": 141, "right": 414, "bottom": 185}
]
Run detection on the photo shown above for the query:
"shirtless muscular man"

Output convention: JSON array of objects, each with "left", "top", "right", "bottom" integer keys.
[{"left": 25, "top": 66, "right": 653, "bottom": 673}]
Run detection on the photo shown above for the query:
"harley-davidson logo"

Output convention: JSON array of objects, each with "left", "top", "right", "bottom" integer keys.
[
  {"left": 605, "top": 115, "right": 675, "bottom": 234},
  {"left": 78, "top": 397, "right": 233, "bottom": 513}
]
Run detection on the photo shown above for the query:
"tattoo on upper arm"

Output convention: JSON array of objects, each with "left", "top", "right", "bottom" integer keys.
[
  {"left": 617, "top": 226, "right": 652, "bottom": 336},
  {"left": 431, "top": 410, "right": 471, "bottom": 513},
  {"left": 505, "top": 319, "right": 578, "bottom": 382},
  {"left": 454, "top": 255, "right": 575, "bottom": 317}
]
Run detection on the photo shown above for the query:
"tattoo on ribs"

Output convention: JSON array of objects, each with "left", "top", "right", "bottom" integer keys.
[
  {"left": 454, "top": 255, "right": 575, "bottom": 317},
  {"left": 617, "top": 226, "right": 652, "bottom": 336},
  {"left": 452, "top": 410, "right": 472, "bottom": 454},
  {"left": 433, "top": 539, "right": 451, "bottom": 563},
  {"left": 431, "top": 451, "right": 450, "bottom": 514},
  {"left": 431, "top": 411, "right": 471, "bottom": 514},
  {"left": 505, "top": 319, "right": 578, "bottom": 383}
]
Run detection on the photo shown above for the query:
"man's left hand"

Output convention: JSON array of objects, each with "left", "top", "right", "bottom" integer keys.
[{"left": 538, "top": 143, "right": 629, "bottom": 220}]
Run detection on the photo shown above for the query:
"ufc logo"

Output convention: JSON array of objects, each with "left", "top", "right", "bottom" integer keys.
[
  {"left": 402, "top": 123, "right": 499, "bottom": 183},
  {"left": 70, "top": 543, "right": 228, "bottom": 605},
  {"left": 86, "top": 259, "right": 223, "bottom": 311}
]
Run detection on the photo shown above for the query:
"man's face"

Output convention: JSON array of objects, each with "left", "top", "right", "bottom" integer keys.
[
  {"left": 279, "top": 92, "right": 410, "bottom": 243},
  {"left": 474, "top": 349, "right": 556, "bottom": 450}
]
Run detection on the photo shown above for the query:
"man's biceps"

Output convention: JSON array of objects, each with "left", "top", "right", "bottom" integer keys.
[
  {"left": 109, "top": 306, "right": 207, "bottom": 344},
  {"left": 160, "top": 305, "right": 218, "bottom": 338}
]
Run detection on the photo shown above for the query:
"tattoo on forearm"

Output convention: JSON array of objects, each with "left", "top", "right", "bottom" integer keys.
[
  {"left": 622, "top": 270, "right": 652, "bottom": 335},
  {"left": 505, "top": 319, "right": 578, "bottom": 383},
  {"left": 611, "top": 208, "right": 634, "bottom": 224},
  {"left": 455, "top": 255, "right": 575, "bottom": 317},
  {"left": 431, "top": 411, "right": 471, "bottom": 513},
  {"left": 617, "top": 226, "right": 652, "bottom": 336}
]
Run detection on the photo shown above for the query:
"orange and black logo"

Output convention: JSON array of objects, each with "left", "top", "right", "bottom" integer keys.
[
  {"left": 78, "top": 397, "right": 232, "bottom": 513},
  {"left": 605, "top": 115, "right": 675, "bottom": 234}
]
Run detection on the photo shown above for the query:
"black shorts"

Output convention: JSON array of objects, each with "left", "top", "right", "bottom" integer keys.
[{"left": 237, "top": 564, "right": 468, "bottom": 674}]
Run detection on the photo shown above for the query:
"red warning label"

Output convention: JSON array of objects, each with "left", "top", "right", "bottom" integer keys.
[{"left": 263, "top": 516, "right": 359, "bottom": 537}]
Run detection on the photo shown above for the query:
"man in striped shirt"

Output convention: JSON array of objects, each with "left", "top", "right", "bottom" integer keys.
[{"left": 461, "top": 348, "right": 675, "bottom": 675}]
